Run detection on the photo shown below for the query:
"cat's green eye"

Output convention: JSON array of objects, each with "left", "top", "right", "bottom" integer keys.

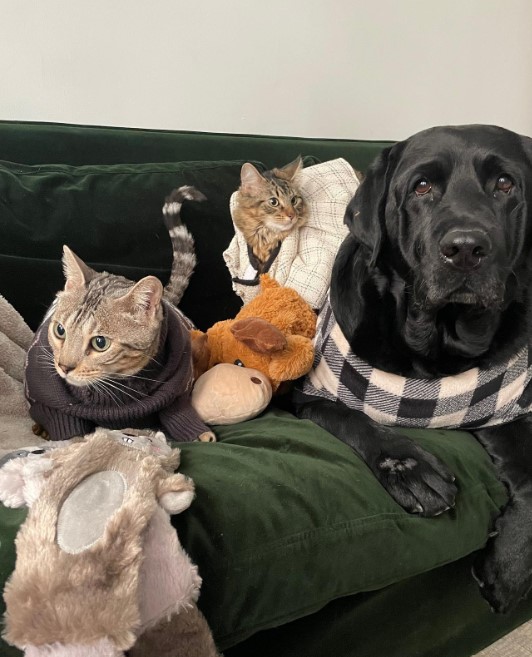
[
  {"left": 268, "top": 197, "right": 279, "bottom": 207},
  {"left": 91, "top": 335, "right": 111, "bottom": 352},
  {"left": 53, "top": 323, "right": 66, "bottom": 340},
  {"left": 291, "top": 196, "right": 300, "bottom": 206}
]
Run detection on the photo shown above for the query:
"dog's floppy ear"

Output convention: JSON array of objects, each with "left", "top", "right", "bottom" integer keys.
[
  {"left": 345, "top": 145, "right": 398, "bottom": 264},
  {"left": 520, "top": 135, "right": 532, "bottom": 189},
  {"left": 520, "top": 134, "right": 532, "bottom": 160}
]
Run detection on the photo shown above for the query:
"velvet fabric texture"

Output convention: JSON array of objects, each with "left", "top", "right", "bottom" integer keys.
[
  {"left": 0, "top": 155, "right": 323, "bottom": 332},
  {"left": 0, "top": 121, "right": 390, "bottom": 168},
  {"left": 0, "top": 158, "right": 255, "bottom": 332},
  {"left": 0, "top": 409, "right": 517, "bottom": 656}
]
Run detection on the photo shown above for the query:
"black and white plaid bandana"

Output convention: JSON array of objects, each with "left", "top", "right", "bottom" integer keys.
[{"left": 296, "top": 296, "right": 532, "bottom": 429}]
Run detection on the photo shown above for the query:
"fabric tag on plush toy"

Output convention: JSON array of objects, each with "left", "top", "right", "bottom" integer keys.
[{"left": 224, "top": 158, "right": 360, "bottom": 309}]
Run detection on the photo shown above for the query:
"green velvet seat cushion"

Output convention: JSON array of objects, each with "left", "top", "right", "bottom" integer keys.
[
  {"left": 175, "top": 409, "right": 505, "bottom": 648},
  {"left": 0, "top": 409, "right": 506, "bottom": 653},
  {"left": 0, "top": 410, "right": 507, "bottom": 654},
  {"left": 225, "top": 553, "right": 532, "bottom": 657}
]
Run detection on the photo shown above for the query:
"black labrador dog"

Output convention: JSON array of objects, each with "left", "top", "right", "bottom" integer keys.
[{"left": 294, "top": 125, "right": 532, "bottom": 613}]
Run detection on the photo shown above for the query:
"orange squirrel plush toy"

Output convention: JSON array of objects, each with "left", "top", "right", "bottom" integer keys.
[{"left": 190, "top": 276, "right": 316, "bottom": 424}]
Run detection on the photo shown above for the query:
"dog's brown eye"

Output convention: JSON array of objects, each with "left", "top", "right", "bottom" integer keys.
[
  {"left": 414, "top": 178, "right": 432, "bottom": 196},
  {"left": 496, "top": 175, "right": 514, "bottom": 193}
]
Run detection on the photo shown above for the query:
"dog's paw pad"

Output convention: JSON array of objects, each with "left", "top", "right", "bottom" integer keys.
[{"left": 378, "top": 457, "right": 417, "bottom": 473}]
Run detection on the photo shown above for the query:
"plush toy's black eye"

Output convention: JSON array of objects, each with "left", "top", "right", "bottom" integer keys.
[{"left": 234, "top": 359, "right": 244, "bottom": 367}]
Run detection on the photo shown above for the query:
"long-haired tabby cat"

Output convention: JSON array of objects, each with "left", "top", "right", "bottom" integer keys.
[
  {"left": 232, "top": 156, "right": 308, "bottom": 273},
  {"left": 25, "top": 186, "right": 215, "bottom": 443}
]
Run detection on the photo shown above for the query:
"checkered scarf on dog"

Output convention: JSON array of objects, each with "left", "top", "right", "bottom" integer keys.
[{"left": 296, "top": 295, "right": 532, "bottom": 429}]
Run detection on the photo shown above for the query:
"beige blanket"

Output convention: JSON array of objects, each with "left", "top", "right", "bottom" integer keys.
[{"left": 0, "top": 295, "right": 40, "bottom": 455}]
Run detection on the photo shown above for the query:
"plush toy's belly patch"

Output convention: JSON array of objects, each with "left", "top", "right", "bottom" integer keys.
[{"left": 57, "top": 470, "right": 127, "bottom": 554}]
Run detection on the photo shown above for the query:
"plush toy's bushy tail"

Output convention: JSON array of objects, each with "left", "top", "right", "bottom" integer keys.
[{"left": 162, "top": 186, "right": 206, "bottom": 306}]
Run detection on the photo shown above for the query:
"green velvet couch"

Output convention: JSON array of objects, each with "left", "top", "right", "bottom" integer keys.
[{"left": 1, "top": 120, "right": 531, "bottom": 657}]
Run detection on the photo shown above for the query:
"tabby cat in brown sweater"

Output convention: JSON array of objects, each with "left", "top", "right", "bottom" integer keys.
[{"left": 25, "top": 186, "right": 215, "bottom": 443}]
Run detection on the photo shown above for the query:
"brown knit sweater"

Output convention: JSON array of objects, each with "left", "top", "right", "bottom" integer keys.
[{"left": 25, "top": 304, "right": 209, "bottom": 442}]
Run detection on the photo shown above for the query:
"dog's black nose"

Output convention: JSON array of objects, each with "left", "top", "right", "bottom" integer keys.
[{"left": 439, "top": 229, "right": 492, "bottom": 271}]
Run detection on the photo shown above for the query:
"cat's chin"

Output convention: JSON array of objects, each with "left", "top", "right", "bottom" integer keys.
[
  {"left": 63, "top": 376, "right": 89, "bottom": 387},
  {"left": 63, "top": 377, "right": 89, "bottom": 388},
  {"left": 268, "top": 221, "right": 297, "bottom": 234}
]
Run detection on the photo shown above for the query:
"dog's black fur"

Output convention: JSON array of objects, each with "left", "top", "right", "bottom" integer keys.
[{"left": 294, "top": 125, "right": 532, "bottom": 613}]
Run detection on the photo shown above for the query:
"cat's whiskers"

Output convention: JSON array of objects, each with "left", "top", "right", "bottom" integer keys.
[
  {"left": 87, "top": 379, "right": 121, "bottom": 407},
  {"left": 100, "top": 375, "right": 147, "bottom": 401},
  {"left": 36, "top": 349, "right": 57, "bottom": 372},
  {"left": 115, "top": 372, "right": 162, "bottom": 384},
  {"left": 148, "top": 355, "right": 164, "bottom": 368}
]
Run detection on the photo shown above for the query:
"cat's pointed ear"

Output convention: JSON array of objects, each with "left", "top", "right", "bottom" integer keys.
[
  {"left": 120, "top": 276, "right": 163, "bottom": 318},
  {"left": 62, "top": 245, "right": 97, "bottom": 290},
  {"left": 240, "top": 163, "right": 265, "bottom": 193},
  {"left": 273, "top": 156, "right": 303, "bottom": 181}
]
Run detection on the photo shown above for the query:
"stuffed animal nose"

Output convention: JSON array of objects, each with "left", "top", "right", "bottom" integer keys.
[{"left": 439, "top": 229, "right": 492, "bottom": 271}]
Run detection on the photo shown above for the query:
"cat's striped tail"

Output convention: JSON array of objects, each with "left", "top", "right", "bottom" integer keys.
[{"left": 162, "top": 185, "right": 206, "bottom": 306}]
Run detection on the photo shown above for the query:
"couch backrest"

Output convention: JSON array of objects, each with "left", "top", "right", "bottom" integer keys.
[
  {"left": 0, "top": 121, "right": 392, "bottom": 171},
  {"left": 0, "top": 121, "right": 392, "bottom": 330}
]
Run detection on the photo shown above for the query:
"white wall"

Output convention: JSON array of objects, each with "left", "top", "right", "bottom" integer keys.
[{"left": 1, "top": 0, "right": 531, "bottom": 141}]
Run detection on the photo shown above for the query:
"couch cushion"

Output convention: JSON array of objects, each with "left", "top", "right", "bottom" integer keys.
[
  {"left": 0, "top": 157, "right": 318, "bottom": 331},
  {"left": 0, "top": 410, "right": 507, "bottom": 654},
  {"left": 175, "top": 410, "right": 505, "bottom": 648}
]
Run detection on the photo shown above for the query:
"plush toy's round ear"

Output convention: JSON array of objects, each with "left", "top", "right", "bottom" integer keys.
[
  {"left": 231, "top": 317, "right": 287, "bottom": 354},
  {"left": 191, "top": 363, "right": 272, "bottom": 425}
]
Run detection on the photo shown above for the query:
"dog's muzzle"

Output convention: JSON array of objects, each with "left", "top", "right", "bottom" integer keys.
[{"left": 439, "top": 228, "right": 492, "bottom": 272}]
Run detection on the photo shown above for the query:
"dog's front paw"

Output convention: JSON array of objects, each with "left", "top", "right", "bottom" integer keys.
[
  {"left": 374, "top": 439, "right": 457, "bottom": 517},
  {"left": 472, "top": 518, "right": 532, "bottom": 613}
]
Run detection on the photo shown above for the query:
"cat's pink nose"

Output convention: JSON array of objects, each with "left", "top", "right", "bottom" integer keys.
[{"left": 58, "top": 362, "right": 73, "bottom": 375}]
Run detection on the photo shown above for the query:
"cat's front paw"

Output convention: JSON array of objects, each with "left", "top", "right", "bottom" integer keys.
[
  {"left": 32, "top": 423, "right": 50, "bottom": 440},
  {"left": 198, "top": 431, "right": 217, "bottom": 443}
]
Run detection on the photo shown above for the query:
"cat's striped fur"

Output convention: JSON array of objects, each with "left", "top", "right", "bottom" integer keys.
[{"left": 162, "top": 185, "right": 206, "bottom": 306}]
